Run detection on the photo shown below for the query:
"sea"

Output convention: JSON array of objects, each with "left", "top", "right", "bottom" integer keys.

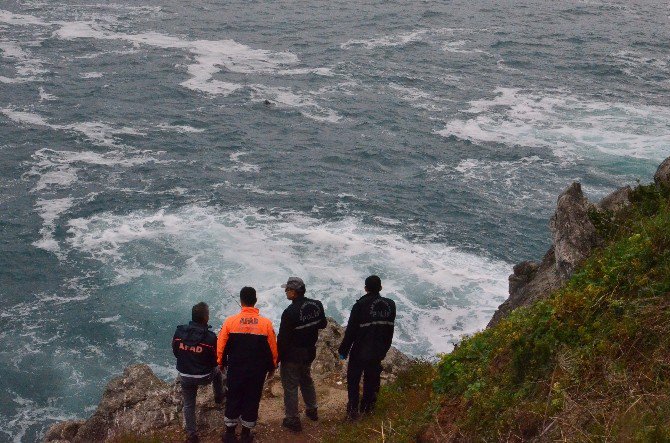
[{"left": 0, "top": 0, "right": 668, "bottom": 440}]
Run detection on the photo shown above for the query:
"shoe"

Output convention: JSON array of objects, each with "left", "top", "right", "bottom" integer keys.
[
  {"left": 345, "top": 411, "right": 359, "bottom": 422},
  {"left": 222, "top": 426, "right": 238, "bottom": 443},
  {"left": 185, "top": 434, "right": 200, "bottom": 443},
  {"left": 240, "top": 426, "right": 254, "bottom": 443},
  {"left": 305, "top": 408, "right": 318, "bottom": 421},
  {"left": 282, "top": 417, "right": 303, "bottom": 432}
]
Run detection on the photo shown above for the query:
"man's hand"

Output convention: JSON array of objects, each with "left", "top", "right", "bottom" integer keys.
[{"left": 339, "top": 354, "right": 346, "bottom": 361}]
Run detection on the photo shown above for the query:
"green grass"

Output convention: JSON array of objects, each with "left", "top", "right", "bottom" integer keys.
[
  {"left": 433, "top": 183, "right": 670, "bottom": 441},
  {"left": 325, "top": 361, "right": 440, "bottom": 443}
]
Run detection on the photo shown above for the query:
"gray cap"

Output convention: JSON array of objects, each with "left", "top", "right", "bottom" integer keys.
[{"left": 281, "top": 276, "right": 305, "bottom": 290}]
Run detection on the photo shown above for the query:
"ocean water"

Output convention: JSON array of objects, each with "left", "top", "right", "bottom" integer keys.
[{"left": 0, "top": 0, "right": 668, "bottom": 440}]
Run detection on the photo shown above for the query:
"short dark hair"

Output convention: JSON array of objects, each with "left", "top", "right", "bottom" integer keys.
[
  {"left": 192, "top": 302, "right": 209, "bottom": 323},
  {"left": 365, "top": 275, "right": 382, "bottom": 292},
  {"left": 240, "top": 286, "right": 257, "bottom": 306}
]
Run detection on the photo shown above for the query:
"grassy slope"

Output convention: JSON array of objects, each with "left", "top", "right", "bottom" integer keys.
[{"left": 330, "top": 183, "right": 670, "bottom": 442}]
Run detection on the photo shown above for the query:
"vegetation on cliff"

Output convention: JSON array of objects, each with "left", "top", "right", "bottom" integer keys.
[{"left": 332, "top": 182, "right": 670, "bottom": 442}]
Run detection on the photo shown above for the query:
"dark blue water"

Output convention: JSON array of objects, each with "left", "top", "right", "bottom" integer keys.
[{"left": 1, "top": 0, "right": 668, "bottom": 440}]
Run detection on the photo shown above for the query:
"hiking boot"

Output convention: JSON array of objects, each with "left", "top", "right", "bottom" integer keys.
[
  {"left": 282, "top": 416, "right": 303, "bottom": 432},
  {"left": 185, "top": 434, "right": 200, "bottom": 443},
  {"left": 305, "top": 408, "right": 318, "bottom": 421},
  {"left": 240, "top": 426, "right": 254, "bottom": 443},
  {"left": 221, "top": 426, "right": 238, "bottom": 443}
]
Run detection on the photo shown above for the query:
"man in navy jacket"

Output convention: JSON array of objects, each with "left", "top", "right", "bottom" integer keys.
[
  {"left": 338, "top": 275, "right": 396, "bottom": 420},
  {"left": 173, "top": 302, "right": 224, "bottom": 443}
]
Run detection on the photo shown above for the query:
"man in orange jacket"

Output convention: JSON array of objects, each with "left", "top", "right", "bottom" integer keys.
[{"left": 217, "top": 287, "right": 278, "bottom": 443}]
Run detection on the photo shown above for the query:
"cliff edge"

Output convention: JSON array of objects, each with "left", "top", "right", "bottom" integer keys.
[{"left": 44, "top": 319, "right": 410, "bottom": 443}]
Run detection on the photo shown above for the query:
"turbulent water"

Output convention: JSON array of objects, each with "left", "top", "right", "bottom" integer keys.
[{"left": 0, "top": 0, "right": 668, "bottom": 440}]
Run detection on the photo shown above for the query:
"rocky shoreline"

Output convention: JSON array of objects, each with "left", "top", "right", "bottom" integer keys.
[
  {"left": 45, "top": 156, "right": 670, "bottom": 443},
  {"left": 488, "top": 156, "right": 670, "bottom": 328},
  {"left": 44, "top": 319, "right": 411, "bottom": 442}
]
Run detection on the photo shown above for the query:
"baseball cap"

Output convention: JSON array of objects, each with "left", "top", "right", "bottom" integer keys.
[{"left": 281, "top": 277, "right": 305, "bottom": 290}]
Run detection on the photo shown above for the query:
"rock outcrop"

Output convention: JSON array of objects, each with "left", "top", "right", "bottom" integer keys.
[
  {"left": 489, "top": 155, "right": 670, "bottom": 328},
  {"left": 654, "top": 157, "right": 670, "bottom": 188},
  {"left": 45, "top": 318, "right": 411, "bottom": 443},
  {"left": 549, "top": 182, "right": 598, "bottom": 280}
]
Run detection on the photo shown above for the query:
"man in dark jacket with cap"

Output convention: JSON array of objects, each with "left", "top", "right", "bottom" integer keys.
[
  {"left": 278, "top": 277, "right": 327, "bottom": 432},
  {"left": 338, "top": 275, "right": 396, "bottom": 420},
  {"left": 172, "top": 302, "right": 224, "bottom": 443}
]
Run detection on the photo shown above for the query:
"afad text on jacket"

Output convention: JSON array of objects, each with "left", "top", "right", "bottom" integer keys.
[{"left": 172, "top": 321, "right": 218, "bottom": 376}]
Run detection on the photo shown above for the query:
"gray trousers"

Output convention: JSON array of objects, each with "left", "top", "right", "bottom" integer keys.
[
  {"left": 180, "top": 367, "right": 224, "bottom": 437},
  {"left": 280, "top": 362, "right": 318, "bottom": 418}
]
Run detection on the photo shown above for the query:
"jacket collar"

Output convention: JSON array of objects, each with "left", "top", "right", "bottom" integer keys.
[
  {"left": 188, "top": 321, "right": 210, "bottom": 330},
  {"left": 240, "top": 306, "right": 260, "bottom": 315},
  {"left": 291, "top": 295, "right": 306, "bottom": 305}
]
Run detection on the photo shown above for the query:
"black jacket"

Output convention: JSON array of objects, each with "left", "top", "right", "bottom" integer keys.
[
  {"left": 172, "top": 321, "right": 217, "bottom": 376},
  {"left": 338, "top": 292, "right": 396, "bottom": 363},
  {"left": 278, "top": 296, "right": 327, "bottom": 364}
]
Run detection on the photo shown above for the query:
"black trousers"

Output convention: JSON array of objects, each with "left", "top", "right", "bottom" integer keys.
[
  {"left": 346, "top": 359, "right": 383, "bottom": 414},
  {"left": 224, "top": 367, "right": 267, "bottom": 428}
]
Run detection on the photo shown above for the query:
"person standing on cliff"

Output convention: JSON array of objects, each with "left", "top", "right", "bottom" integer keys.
[
  {"left": 338, "top": 275, "right": 396, "bottom": 420},
  {"left": 217, "top": 287, "right": 278, "bottom": 443},
  {"left": 277, "top": 277, "right": 327, "bottom": 432},
  {"left": 172, "top": 302, "right": 224, "bottom": 443}
]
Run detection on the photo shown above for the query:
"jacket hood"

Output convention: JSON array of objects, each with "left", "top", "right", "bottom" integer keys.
[{"left": 182, "top": 321, "right": 210, "bottom": 346}]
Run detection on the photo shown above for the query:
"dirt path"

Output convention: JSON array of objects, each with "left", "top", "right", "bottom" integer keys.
[{"left": 195, "top": 378, "right": 350, "bottom": 443}]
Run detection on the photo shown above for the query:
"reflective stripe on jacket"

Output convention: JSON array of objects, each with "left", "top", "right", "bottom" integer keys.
[
  {"left": 338, "top": 292, "right": 396, "bottom": 363},
  {"left": 217, "top": 307, "right": 278, "bottom": 372},
  {"left": 172, "top": 321, "right": 218, "bottom": 376}
]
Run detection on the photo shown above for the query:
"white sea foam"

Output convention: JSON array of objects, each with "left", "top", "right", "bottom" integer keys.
[
  {"left": 341, "top": 27, "right": 472, "bottom": 50},
  {"left": 442, "top": 40, "right": 490, "bottom": 55},
  {"left": 79, "top": 71, "right": 104, "bottom": 78},
  {"left": 0, "top": 40, "right": 47, "bottom": 80},
  {"left": 2, "top": 108, "right": 144, "bottom": 148},
  {"left": 0, "top": 394, "right": 76, "bottom": 443},
  {"left": 25, "top": 148, "right": 165, "bottom": 193},
  {"left": 388, "top": 83, "right": 450, "bottom": 112},
  {"left": 33, "top": 197, "right": 75, "bottom": 253},
  {"left": 437, "top": 87, "right": 670, "bottom": 162},
  {"left": 2, "top": 11, "right": 338, "bottom": 122},
  {"left": 65, "top": 206, "right": 510, "bottom": 355},
  {"left": 250, "top": 84, "right": 342, "bottom": 123},
  {"left": 0, "top": 10, "right": 49, "bottom": 26},
  {"left": 156, "top": 123, "right": 205, "bottom": 133},
  {"left": 54, "top": 20, "right": 299, "bottom": 96},
  {"left": 38, "top": 86, "right": 57, "bottom": 101},
  {"left": 223, "top": 151, "right": 261, "bottom": 173}
]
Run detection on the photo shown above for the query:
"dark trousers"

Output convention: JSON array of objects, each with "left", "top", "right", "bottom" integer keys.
[
  {"left": 280, "top": 361, "right": 318, "bottom": 418},
  {"left": 224, "top": 367, "right": 267, "bottom": 429},
  {"left": 180, "top": 367, "right": 224, "bottom": 437},
  {"left": 346, "top": 359, "right": 383, "bottom": 414}
]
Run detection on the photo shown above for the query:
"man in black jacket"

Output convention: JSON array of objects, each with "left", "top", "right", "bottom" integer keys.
[
  {"left": 338, "top": 275, "right": 396, "bottom": 420},
  {"left": 172, "top": 302, "right": 224, "bottom": 443},
  {"left": 277, "top": 277, "right": 327, "bottom": 432}
]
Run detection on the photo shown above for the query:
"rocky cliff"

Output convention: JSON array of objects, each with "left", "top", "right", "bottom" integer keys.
[
  {"left": 488, "top": 158, "right": 670, "bottom": 328},
  {"left": 44, "top": 318, "right": 411, "bottom": 443}
]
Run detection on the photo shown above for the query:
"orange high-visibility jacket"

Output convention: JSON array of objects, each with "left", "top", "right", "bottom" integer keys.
[{"left": 217, "top": 306, "right": 278, "bottom": 372}]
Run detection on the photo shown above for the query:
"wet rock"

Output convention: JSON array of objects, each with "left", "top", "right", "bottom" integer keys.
[
  {"left": 654, "top": 156, "right": 670, "bottom": 188},
  {"left": 550, "top": 182, "right": 598, "bottom": 280}
]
